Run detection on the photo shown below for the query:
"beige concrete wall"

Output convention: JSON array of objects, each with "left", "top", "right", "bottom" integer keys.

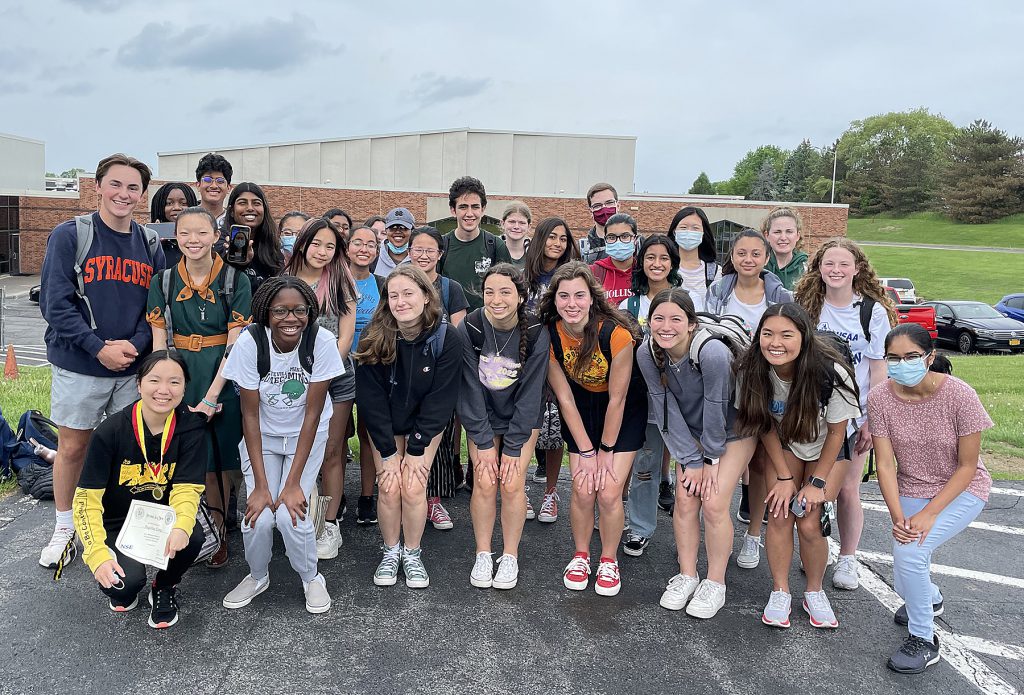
[{"left": 0, "top": 134, "right": 45, "bottom": 192}]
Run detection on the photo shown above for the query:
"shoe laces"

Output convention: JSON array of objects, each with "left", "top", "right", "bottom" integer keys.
[
  {"left": 403, "top": 548, "right": 427, "bottom": 577},
  {"left": 541, "top": 491, "right": 559, "bottom": 514},
  {"left": 742, "top": 535, "right": 760, "bottom": 553},
  {"left": 596, "top": 560, "right": 619, "bottom": 582},
  {"left": 666, "top": 574, "right": 694, "bottom": 594},
  {"left": 473, "top": 552, "right": 493, "bottom": 574},
  {"left": 379, "top": 544, "right": 401, "bottom": 566},
  {"left": 625, "top": 533, "right": 644, "bottom": 545},
  {"left": 900, "top": 636, "right": 933, "bottom": 657},
  {"left": 805, "top": 590, "right": 831, "bottom": 612},
  {"left": 835, "top": 555, "right": 857, "bottom": 574},
  {"left": 49, "top": 526, "right": 74, "bottom": 546},
  {"left": 565, "top": 555, "right": 590, "bottom": 575},
  {"left": 767, "top": 590, "right": 791, "bottom": 611},
  {"left": 496, "top": 554, "right": 518, "bottom": 573},
  {"left": 430, "top": 502, "right": 451, "bottom": 522},
  {"left": 154, "top": 586, "right": 177, "bottom": 612},
  {"left": 692, "top": 580, "right": 719, "bottom": 603}
]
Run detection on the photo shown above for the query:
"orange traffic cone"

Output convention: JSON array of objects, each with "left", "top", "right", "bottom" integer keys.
[{"left": 4, "top": 344, "right": 18, "bottom": 380}]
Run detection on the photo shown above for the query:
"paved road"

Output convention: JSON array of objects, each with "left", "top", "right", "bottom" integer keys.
[
  {"left": 0, "top": 294, "right": 48, "bottom": 367},
  {"left": 1, "top": 474, "right": 1021, "bottom": 695},
  {"left": 856, "top": 240, "right": 1024, "bottom": 254}
]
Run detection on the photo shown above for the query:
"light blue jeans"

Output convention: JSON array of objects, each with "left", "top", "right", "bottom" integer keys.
[
  {"left": 628, "top": 423, "right": 666, "bottom": 538},
  {"left": 892, "top": 491, "right": 985, "bottom": 640}
]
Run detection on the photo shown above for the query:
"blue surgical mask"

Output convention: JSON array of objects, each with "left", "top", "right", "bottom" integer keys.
[
  {"left": 888, "top": 359, "right": 928, "bottom": 387},
  {"left": 280, "top": 236, "right": 295, "bottom": 254},
  {"left": 605, "top": 240, "right": 635, "bottom": 261},
  {"left": 387, "top": 241, "right": 409, "bottom": 255},
  {"left": 674, "top": 230, "right": 703, "bottom": 251}
]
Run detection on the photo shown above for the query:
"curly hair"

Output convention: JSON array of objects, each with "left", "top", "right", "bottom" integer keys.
[
  {"left": 793, "top": 237, "right": 897, "bottom": 327},
  {"left": 631, "top": 234, "right": 681, "bottom": 297},
  {"left": 448, "top": 176, "right": 487, "bottom": 209},
  {"left": 353, "top": 265, "right": 442, "bottom": 366},
  {"left": 250, "top": 275, "right": 320, "bottom": 327},
  {"left": 481, "top": 263, "right": 533, "bottom": 364},
  {"left": 536, "top": 261, "right": 639, "bottom": 383},
  {"left": 195, "top": 153, "right": 233, "bottom": 184}
]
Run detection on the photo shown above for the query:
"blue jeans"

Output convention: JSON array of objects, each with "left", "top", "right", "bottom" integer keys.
[
  {"left": 628, "top": 423, "right": 666, "bottom": 538},
  {"left": 892, "top": 491, "right": 984, "bottom": 640}
]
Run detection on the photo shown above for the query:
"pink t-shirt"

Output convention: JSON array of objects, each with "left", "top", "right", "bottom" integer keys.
[{"left": 868, "top": 376, "right": 993, "bottom": 501}]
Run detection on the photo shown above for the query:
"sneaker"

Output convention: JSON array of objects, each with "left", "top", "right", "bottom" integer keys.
[
  {"left": 39, "top": 526, "right": 76, "bottom": 569},
  {"left": 339, "top": 495, "right": 348, "bottom": 521},
  {"left": 470, "top": 551, "right": 494, "bottom": 588},
  {"left": 736, "top": 483, "right": 750, "bottom": 524},
  {"left": 223, "top": 573, "right": 270, "bottom": 609},
  {"left": 356, "top": 495, "right": 378, "bottom": 525},
  {"left": 538, "top": 490, "right": 559, "bottom": 523},
  {"left": 888, "top": 634, "right": 941, "bottom": 674},
  {"left": 659, "top": 573, "right": 699, "bottom": 611},
  {"left": 894, "top": 600, "right": 944, "bottom": 626},
  {"left": 373, "top": 543, "right": 402, "bottom": 586},
  {"left": 207, "top": 539, "right": 228, "bottom": 568},
  {"left": 147, "top": 585, "right": 180, "bottom": 628},
  {"left": 832, "top": 554, "right": 859, "bottom": 590},
  {"left": 316, "top": 521, "right": 343, "bottom": 560},
  {"left": 622, "top": 534, "right": 650, "bottom": 557},
  {"left": 736, "top": 533, "right": 761, "bottom": 569},
  {"left": 657, "top": 480, "right": 674, "bottom": 512},
  {"left": 594, "top": 557, "right": 621, "bottom": 596},
  {"left": 803, "top": 590, "right": 839, "bottom": 628},
  {"left": 686, "top": 579, "right": 727, "bottom": 619},
  {"left": 762, "top": 590, "right": 792, "bottom": 628},
  {"left": 525, "top": 496, "right": 536, "bottom": 521},
  {"left": 303, "top": 573, "right": 332, "bottom": 614},
  {"left": 532, "top": 464, "right": 547, "bottom": 484},
  {"left": 428, "top": 497, "right": 454, "bottom": 530},
  {"left": 563, "top": 552, "right": 591, "bottom": 590},
  {"left": 108, "top": 594, "right": 139, "bottom": 613},
  {"left": 493, "top": 554, "right": 519, "bottom": 590},
  {"left": 402, "top": 546, "right": 430, "bottom": 589}
]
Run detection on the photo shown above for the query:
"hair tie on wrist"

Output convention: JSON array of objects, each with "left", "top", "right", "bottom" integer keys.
[{"left": 202, "top": 398, "right": 217, "bottom": 408}]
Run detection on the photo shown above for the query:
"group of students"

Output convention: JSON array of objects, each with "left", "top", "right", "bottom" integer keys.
[{"left": 37, "top": 153, "right": 994, "bottom": 676}]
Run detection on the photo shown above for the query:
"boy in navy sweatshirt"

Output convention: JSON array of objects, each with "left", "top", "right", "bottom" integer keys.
[{"left": 38, "top": 153, "right": 165, "bottom": 571}]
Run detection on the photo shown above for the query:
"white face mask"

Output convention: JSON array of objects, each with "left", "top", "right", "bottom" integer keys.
[{"left": 674, "top": 230, "right": 703, "bottom": 250}]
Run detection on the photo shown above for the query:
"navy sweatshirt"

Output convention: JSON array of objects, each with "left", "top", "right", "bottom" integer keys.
[{"left": 40, "top": 213, "right": 165, "bottom": 377}]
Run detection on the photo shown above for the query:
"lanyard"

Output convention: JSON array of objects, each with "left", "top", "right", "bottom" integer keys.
[{"left": 131, "top": 401, "right": 176, "bottom": 478}]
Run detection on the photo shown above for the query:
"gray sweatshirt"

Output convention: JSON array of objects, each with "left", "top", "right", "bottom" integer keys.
[
  {"left": 636, "top": 336, "right": 737, "bottom": 467},
  {"left": 456, "top": 311, "right": 551, "bottom": 457}
]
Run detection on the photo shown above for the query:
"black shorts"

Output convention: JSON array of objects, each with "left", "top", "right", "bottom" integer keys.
[{"left": 561, "top": 378, "right": 648, "bottom": 455}]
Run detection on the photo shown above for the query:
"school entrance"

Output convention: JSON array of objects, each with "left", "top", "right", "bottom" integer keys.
[{"left": 0, "top": 196, "right": 20, "bottom": 275}]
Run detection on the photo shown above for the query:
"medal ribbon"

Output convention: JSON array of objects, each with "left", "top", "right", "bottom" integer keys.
[{"left": 132, "top": 401, "right": 176, "bottom": 478}]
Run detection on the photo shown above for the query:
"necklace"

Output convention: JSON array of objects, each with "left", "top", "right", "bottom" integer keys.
[
  {"left": 489, "top": 320, "right": 518, "bottom": 357},
  {"left": 271, "top": 335, "right": 297, "bottom": 354},
  {"left": 185, "top": 260, "right": 216, "bottom": 322}
]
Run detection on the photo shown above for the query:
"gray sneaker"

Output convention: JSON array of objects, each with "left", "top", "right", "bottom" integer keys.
[
  {"left": 223, "top": 574, "right": 270, "bottom": 609},
  {"left": 402, "top": 546, "right": 430, "bottom": 589},
  {"left": 303, "top": 573, "right": 332, "bottom": 614},
  {"left": 888, "top": 635, "right": 941, "bottom": 674},
  {"left": 373, "top": 543, "right": 402, "bottom": 587},
  {"left": 736, "top": 533, "right": 761, "bottom": 569}
]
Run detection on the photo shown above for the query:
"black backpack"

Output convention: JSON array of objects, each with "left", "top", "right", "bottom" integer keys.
[
  {"left": 548, "top": 320, "right": 644, "bottom": 392},
  {"left": 247, "top": 323, "right": 319, "bottom": 380},
  {"left": 388, "top": 321, "right": 449, "bottom": 394},
  {"left": 815, "top": 330, "right": 861, "bottom": 411},
  {"left": 463, "top": 308, "right": 543, "bottom": 361}
]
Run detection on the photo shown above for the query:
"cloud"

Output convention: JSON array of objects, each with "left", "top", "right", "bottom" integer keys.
[
  {"left": 201, "top": 98, "right": 234, "bottom": 117},
  {"left": 62, "top": 0, "right": 135, "bottom": 11},
  {"left": 0, "top": 79, "right": 30, "bottom": 94},
  {"left": 117, "top": 14, "right": 336, "bottom": 72},
  {"left": 410, "top": 74, "right": 491, "bottom": 108},
  {"left": 50, "top": 82, "right": 96, "bottom": 97}
]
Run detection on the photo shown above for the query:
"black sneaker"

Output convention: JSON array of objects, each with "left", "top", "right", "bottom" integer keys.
[
  {"left": 887, "top": 634, "right": 940, "bottom": 674},
  {"left": 148, "top": 586, "right": 180, "bottom": 629},
  {"left": 736, "top": 484, "right": 750, "bottom": 524},
  {"left": 894, "top": 600, "right": 944, "bottom": 626},
  {"left": 356, "top": 495, "right": 378, "bottom": 525},
  {"left": 657, "top": 481, "right": 674, "bottom": 512},
  {"left": 622, "top": 534, "right": 650, "bottom": 557},
  {"left": 108, "top": 594, "right": 139, "bottom": 613},
  {"left": 340, "top": 494, "right": 348, "bottom": 520}
]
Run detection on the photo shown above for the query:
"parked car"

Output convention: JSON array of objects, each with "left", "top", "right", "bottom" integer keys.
[
  {"left": 995, "top": 293, "right": 1024, "bottom": 322},
  {"left": 29, "top": 284, "right": 40, "bottom": 303},
  {"left": 923, "top": 300, "right": 1024, "bottom": 353},
  {"left": 879, "top": 277, "right": 918, "bottom": 304},
  {"left": 885, "top": 288, "right": 937, "bottom": 339}
]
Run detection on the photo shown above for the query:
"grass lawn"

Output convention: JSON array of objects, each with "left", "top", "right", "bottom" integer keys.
[
  {"left": 847, "top": 212, "right": 1024, "bottom": 249},
  {"left": 861, "top": 245, "right": 1023, "bottom": 305}
]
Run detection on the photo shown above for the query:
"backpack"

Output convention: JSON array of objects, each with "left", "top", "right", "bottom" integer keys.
[
  {"left": 13, "top": 410, "right": 59, "bottom": 473},
  {"left": 439, "top": 276, "right": 451, "bottom": 315},
  {"left": 388, "top": 321, "right": 449, "bottom": 393},
  {"left": 438, "top": 231, "right": 499, "bottom": 275},
  {"left": 815, "top": 330, "right": 860, "bottom": 411},
  {"left": 703, "top": 261, "right": 719, "bottom": 289},
  {"left": 854, "top": 297, "right": 877, "bottom": 342},
  {"left": 160, "top": 265, "right": 238, "bottom": 351},
  {"left": 73, "top": 214, "right": 160, "bottom": 328},
  {"left": 0, "top": 407, "right": 17, "bottom": 480},
  {"left": 687, "top": 313, "right": 752, "bottom": 372},
  {"left": 463, "top": 308, "right": 543, "bottom": 361},
  {"left": 548, "top": 320, "right": 643, "bottom": 389},
  {"left": 247, "top": 323, "right": 320, "bottom": 380}
]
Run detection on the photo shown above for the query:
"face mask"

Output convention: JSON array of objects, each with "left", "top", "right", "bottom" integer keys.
[
  {"left": 605, "top": 240, "right": 635, "bottom": 261},
  {"left": 888, "top": 359, "right": 928, "bottom": 387},
  {"left": 387, "top": 241, "right": 409, "bottom": 255},
  {"left": 674, "top": 230, "right": 703, "bottom": 251},
  {"left": 593, "top": 206, "right": 616, "bottom": 226},
  {"left": 280, "top": 236, "right": 295, "bottom": 254}
]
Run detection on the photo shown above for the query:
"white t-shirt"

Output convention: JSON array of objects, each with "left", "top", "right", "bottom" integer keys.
[
  {"left": 728, "top": 295, "right": 768, "bottom": 335},
  {"left": 678, "top": 262, "right": 721, "bottom": 301},
  {"left": 619, "top": 295, "right": 652, "bottom": 328},
  {"left": 769, "top": 362, "right": 862, "bottom": 461},
  {"left": 817, "top": 296, "right": 890, "bottom": 426},
  {"left": 223, "top": 327, "right": 345, "bottom": 436}
]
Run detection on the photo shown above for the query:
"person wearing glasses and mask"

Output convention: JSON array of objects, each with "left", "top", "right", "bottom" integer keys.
[
  {"left": 579, "top": 183, "right": 620, "bottom": 263},
  {"left": 194, "top": 153, "right": 233, "bottom": 226},
  {"left": 589, "top": 213, "right": 639, "bottom": 306}
]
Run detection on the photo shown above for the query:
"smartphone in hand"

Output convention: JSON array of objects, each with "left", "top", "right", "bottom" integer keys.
[{"left": 227, "top": 225, "right": 251, "bottom": 264}]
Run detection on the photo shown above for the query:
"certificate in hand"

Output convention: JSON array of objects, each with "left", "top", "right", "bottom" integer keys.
[{"left": 115, "top": 499, "right": 177, "bottom": 570}]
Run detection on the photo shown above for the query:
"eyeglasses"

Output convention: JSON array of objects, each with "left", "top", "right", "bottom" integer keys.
[
  {"left": 410, "top": 247, "right": 439, "bottom": 257},
  {"left": 269, "top": 305, "right": 311, "bottom": 319},
  {"left": 588, "top": 200, "right": 617, "bottom": 212},
  {"left": 884, "top": 353, "right": 928, "bottom": 367},
  {"left": 200, "top": 176, "right": 228, "bottom": 185},
  {"left": 605, "top": 232, "right": 636, "bottom": 244},
  {"left": 350, "top": 240, "right": 378, "bottom": 250}
]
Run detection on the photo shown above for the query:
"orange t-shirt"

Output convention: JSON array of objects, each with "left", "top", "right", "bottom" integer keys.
[{"left": 549, "top": 320, "right": 633, "bottom": 393}]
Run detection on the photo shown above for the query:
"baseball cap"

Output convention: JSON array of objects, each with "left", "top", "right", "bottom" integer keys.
[{"left": 385, "top": 207, "right": 415, "bottom": 229}]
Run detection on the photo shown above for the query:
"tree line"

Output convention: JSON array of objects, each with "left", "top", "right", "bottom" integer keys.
[{"left": 690, "top": 108, "right": 1024, "bottom": 224}]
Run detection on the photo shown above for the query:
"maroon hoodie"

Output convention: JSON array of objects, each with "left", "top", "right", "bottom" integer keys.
[{"left": 590, "top": 257, "right": 634, "bottom": 305}]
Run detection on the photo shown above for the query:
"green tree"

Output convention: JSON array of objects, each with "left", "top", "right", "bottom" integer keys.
[
  {"left": 688, "top": 171, "right": 716, "bottom": 195},
  {"left": 45, "top": 171, "right": 57, "bottom": 177},
  {"left": 60, "top": 168, "right": 86, "bottom": 179},
  {"left": 749, "top": 161, "right": 779, "bottom": 201},
  {"left": 778, "top": 140, "right": 823, "bottom": 201},
  {"left": 720, "top": 145, "right": 788, "bottom": 197},
  {"left": 941, "top": 119, "right": 1024, "bottom": 223}
]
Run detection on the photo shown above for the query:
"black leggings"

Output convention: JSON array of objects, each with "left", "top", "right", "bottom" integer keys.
[{"left": 98, "top": 525, "right": 205, "bottom": 603}]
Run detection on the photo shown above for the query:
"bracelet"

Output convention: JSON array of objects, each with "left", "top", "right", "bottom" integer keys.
[
  {"left": 201, "top": 398, "right": 217, "bottom": 408},
  {"left": 579, "top": 449, "right": 597, "bottom": 459},
  {"left": 776, "top": 476, "right": 795, "bottom": 481},
  {"left": 598, "top": 442, "right": 615, "bottom": 453}
]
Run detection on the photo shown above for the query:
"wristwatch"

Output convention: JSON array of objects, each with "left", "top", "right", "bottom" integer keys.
[{"left": 808, "top": 476, "right": 827, "bottom": 489}]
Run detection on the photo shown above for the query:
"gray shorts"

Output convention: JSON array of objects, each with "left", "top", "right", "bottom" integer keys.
[
  {"left": 328, "top": 357, "right": 356, "bottom": 403},
  {"left": 50, "top": 366, "right": 137, "bottom": 430}
]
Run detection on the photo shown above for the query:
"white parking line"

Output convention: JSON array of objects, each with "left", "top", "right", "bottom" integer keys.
[
  {"left": 829, "top": 539, "right": 1019, "bottom": 695},
  {"left": 990, "top": 487, "right": 1024, "bottom": 498},
  {"left": 955, "top": 635, "right": 1024, "bottom": 662},
  {"left": 856, "top": 548, "right": 1024, "bottom": 589},
  {"left": 861, "top": 502, "right": 1024, "bottom": 536}
]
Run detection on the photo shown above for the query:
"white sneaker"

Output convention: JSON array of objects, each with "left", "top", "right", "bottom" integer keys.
[
  {"left": 659, "top": 573, "right": 699, "bottom": 611},
  {"left": 493, "top": 554, "right": 519, "bottom": 590},
  {"left": 736, "top": 533, "right": 761, "bottom": 569},
  {"left": 39, "top": 526, "right": 76, "bottom": 569},
  {"left": 303, "top": 573, "right": 332, "bottom": 614},
  {"left": 832, "top": 554, "right": 860, "bottom": 590},
  {"left": 316, "top": 521, "right": 342, "bottom": 560},
  {"left": 223, "top": 574, "right": 270, "bottom": 609},
  {"left": 685, "top": 579, "right": 726, "bottom": 619},
  {"left": 470, "top": 551, "right": 494, "bottom": 588}
]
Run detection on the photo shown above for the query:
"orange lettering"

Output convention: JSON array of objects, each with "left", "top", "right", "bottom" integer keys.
[{"left": 83, "top": 257, "right": 95, "bottom": 284}]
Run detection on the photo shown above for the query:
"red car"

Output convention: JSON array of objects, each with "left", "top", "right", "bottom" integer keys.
[{"left": 885, "top": 287, "right": 937, "bottom": 339}]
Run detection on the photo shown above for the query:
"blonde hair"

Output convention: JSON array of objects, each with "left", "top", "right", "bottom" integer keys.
[
  {"left": 502, "top": 201, "right": 532, "bottom": 224},
  {"left": 353, "top": 265, "right": 441, "bottom": 366},
  {"left": 793, "top": 237, "right": 897, "bottom": 327}
]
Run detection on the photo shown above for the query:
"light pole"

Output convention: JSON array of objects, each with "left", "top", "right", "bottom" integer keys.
[{"left": 818, "top": 144, "right": 839, "bottom": 204}]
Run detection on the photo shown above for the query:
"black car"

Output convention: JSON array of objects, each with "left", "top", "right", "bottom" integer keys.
[
  {"left": 923, "top": 300, "right": 1024, "bottom": 353},
  {"left": 29, "top": 284, "right": 40, "bottom": 303}
]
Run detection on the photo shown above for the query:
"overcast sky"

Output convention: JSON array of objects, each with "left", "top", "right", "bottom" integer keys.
[{"left": 2, "top": 0, "right": 1022, "bottom": 194}]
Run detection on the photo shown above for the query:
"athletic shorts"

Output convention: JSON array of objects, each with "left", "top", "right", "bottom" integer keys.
[
  {"left": 328, "top": 357, "right": 356, "bottom": 403},
  {"left": 50, "top": 366, "right": 137, "bottom": 430}
]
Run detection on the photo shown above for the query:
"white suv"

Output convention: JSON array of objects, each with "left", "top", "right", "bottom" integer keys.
[{"left": 878, "top": 278, "right": 918, "bottom": 304}]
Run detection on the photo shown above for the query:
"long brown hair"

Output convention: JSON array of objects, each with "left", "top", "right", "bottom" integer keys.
[
  {"left": 523, "top": 217, "right": 580, "bottom": 298},
  {"left": 536, "top": 261, "right": 638, "bottom": 383},
  {"left": 482, "top": 263, "right": 534, "bottom": 364},
  {"left": 734, "top": 302, "right": 858, "bottom": 445},
  {"left": 353, "top": 265, "right": 441, "bottom": 366},
  {"left": 793, "top": 237, "right": 897, "bottom": 327}
]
